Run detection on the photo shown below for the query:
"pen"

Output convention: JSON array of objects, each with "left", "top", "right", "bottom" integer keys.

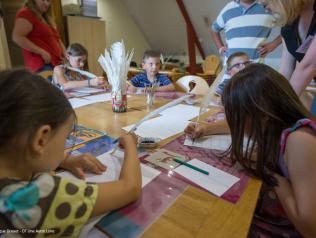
[
  {"left": 173, "top": 158, "right": 209, "bottom": 175},
  {"left": 191, "top": 121, "right": 199, "bottom": 145}
]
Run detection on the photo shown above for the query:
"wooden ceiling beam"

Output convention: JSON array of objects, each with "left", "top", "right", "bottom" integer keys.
[{"left": 176, "top": 0, "right": 206, "bottom": 66}]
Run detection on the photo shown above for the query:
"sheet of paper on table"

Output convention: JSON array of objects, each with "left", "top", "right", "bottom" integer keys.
[
  {"left": 174, "top": 158, "right": 239, "bottom": 197},
  {"left": 82, "top": 93, "right": 112, "bottom": 103},
  {"left": 71, "top": 87, "right": 105, "bottom": 94},
  {"left": 184, "top": 134, "right": 231, "bottom": 151},
  {"left": 68, "top": 93, "right": 113, "bottom": 108},
  {"left": 58, "top": 149, "right": 161, "bottom": 238},
  {"left": 159, "top": 104, "right": 206, "bottom": 121},
  {"left": 123, "top": 116, "right": 190, "bottom": 140},
  {"left": 69, "top": 98, "right": 95, "bottom": 109},
  {"left": 58, "top": 150, "right": 161, "bottom": 186}
]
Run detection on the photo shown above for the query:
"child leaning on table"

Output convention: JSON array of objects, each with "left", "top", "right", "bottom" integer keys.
[
  {"left": 53, "top": 43, "right": 106, "bottom": 91},
  {"left": 185, "top": 64, "right": 316, "bottom": 237},
  {"left": 128, "top": 50, "right": 175, "bottom": 92},
  {"left": 185, "top": 52, "right": 251, "bottom": 136},
  {"left": 0, "top": 69, "right": 141, "bottom": 236}
]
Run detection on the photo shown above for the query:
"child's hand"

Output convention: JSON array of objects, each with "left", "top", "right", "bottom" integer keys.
[
  {"left": 91, "top": 76, "right": 105, "bottom": 87},
  {"left": 184, "top": 122, "right": 207, "bottom": 139},
  {"left": 119, "top": 133, "right": 138, "bottom": 149},
  {"left": 127, "top": 83, "right": 137, "bottom": 93},
  {"left": 60, "top": 153, "right": 107, "bottom": 179}
]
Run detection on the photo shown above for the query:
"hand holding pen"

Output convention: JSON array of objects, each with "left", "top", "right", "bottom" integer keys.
[{"left": 184, "top": 122, "right": 206, "bottom": 139}]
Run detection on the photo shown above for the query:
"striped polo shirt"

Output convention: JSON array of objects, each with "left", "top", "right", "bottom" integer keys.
[{"left": 212, "top": 1, "right": 275, "bottom": 62}]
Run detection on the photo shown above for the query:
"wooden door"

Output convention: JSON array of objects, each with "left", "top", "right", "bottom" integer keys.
[{"left": 66, "top": 15, "right": 106, "bottom": 75}]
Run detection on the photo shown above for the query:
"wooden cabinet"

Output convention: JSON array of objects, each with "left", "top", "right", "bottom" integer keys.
[
  {"left": 0, "top": 16, "right": 11, "bottom": 69},
  {"left": 66, "top": 15, "right": 106, "bottom": 75}
]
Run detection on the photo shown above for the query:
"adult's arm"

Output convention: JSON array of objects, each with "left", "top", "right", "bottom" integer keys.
[
  {"left": 12, "top": 18, "right": 51, "bottom": 63},
  {"left": 289, "top": 36, "right": 316, "bottom": 95},
  {"left": 259, "top": 35, "right": 282, "bottom": 57},
  {"left": 279, "top": 38, "right": 296, "bottom": 80},
  {"left": 211, "top": 30, "right": 227, "bottom": 54}
]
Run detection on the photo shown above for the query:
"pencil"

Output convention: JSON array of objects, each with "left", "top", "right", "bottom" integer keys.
[{"left": 173, "top": 158, "right": 209, "bottom": 175}]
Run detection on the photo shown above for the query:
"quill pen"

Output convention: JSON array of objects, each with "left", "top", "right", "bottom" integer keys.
[
  {"left": 128, "top": 94, "right": 192, "bottom": 134},
  {"left": 111, "top": 94, "right": 192, "bottom": 153},
  {"left": 65, "top": 66, "right": 97, "bottom": 79}
]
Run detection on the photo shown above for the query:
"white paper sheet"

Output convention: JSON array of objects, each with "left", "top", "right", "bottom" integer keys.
[
  {"left": 174, "top": 159, "right": 239, "bottom": 196},
  {"left": 69, "top": 98, "right": 94, "bottom": 109},
  {"left": 159, "top": 104, "right": 204, "bottom": 120},
  {"left": 58, "top": 150, "right": 161, "bottom": 237},
  {"left": 123, "top": 116, "right": 190, "bottom": 140},
  {"left": 82, "top": 93, "right": 112, "bottom": 103},
  {"left": 141, "top": 163, "right": 161, "bottom": 187},
  {"left": 184, "top": 135, "right": 231, "bottom": 151},
  {"left": 58, "top": 150, "right": 160, "bottom": 186},
  {"left": 72, "top": 87, "right": 105, "bottom": 94},
  {"left": 69, "top": 91, "right": 91, "bottom": 97}
]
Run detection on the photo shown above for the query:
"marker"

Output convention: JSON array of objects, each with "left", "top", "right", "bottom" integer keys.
[{"left": 173, "top": 158, "right": 209, "bottom": 175}]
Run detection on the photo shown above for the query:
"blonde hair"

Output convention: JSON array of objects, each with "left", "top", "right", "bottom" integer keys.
[
  {"left": 260, "top": 0, "right": 313, "bottom": 26},
  {"left": 24, "top": 0, "right": 55, "bottom": 27}
]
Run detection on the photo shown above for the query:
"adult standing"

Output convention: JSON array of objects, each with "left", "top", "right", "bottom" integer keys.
[
  {"left": 211, "top": 0, "right": 282, "bottom": 94},
  {"left": 261, "top": 0, "right": 316, "bottom": 114},
  {"left": 211, "top": 0, "right": 282, "bottom": 62},
  {"left": 12, "top": 0, "right": 65, "bottom": 73}
]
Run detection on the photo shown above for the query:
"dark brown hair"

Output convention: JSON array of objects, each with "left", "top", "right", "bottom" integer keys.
[
  {"left": 0, "top": 69, "right": 75, "bottom": 154},
  {"left": 142, "top": 50, "right": 161, "bottom": 62},
  {"left": 222, "top": 63, "right": 315, "bottom": 184}
]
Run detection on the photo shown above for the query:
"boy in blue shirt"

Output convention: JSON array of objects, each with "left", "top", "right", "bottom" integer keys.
[{"left": 128, "top": 50, "right": 175, "bottom": 92}]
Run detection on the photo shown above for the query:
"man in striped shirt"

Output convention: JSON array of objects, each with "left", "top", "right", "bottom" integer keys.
[
  {"left": 211, "top": 0, "right": 281, "bottom": 62},
  {"left": 211, "top": 0, "right": 282, "bottom": 95}
]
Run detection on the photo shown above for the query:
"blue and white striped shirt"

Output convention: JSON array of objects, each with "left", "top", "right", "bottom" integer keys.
[
  {"left": 212, "top": 1, "right": 275, "bottom": 62},
  {"left": 130, "top": 73, "right": 172, "bottom": 88}
]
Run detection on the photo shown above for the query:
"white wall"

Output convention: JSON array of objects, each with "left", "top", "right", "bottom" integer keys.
[{"left": 97, "top": 0, "right": 150, "bottom": 63}]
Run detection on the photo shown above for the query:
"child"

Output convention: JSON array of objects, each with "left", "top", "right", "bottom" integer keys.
[
  {"left": 128, "top": 50, "right": 175, "bottom": 92},
  {"left": 215, "top": 52, "right": 251, "bottom": 95},
  {"left": 53, "top": 43, "right": 106, "bottom": 90},
  {"left": 186, "top": 53, "right": 251, "bottom": 135},
  {"left": 186, "top": 64, "right": 316, "bottom": 237},
  {"left": 0, "top": 69, "right": 141, "bottom": 235}
]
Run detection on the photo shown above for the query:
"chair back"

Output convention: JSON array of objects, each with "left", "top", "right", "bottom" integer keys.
[
  {"left": 37, "top": 69, "right": 53, "bottom": 82},
  {"left": 203, "top": 55, "right": 220, "bottom": 75},
  {"left": 176, "top": 75, "right": 209, "bottom": 95}
]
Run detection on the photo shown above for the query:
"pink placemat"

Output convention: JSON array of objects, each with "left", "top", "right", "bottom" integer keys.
[{"left": 162, "top": 134, "right": 250, "bottom": 203}]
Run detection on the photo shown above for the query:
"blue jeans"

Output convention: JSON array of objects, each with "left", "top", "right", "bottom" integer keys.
[{"left": 36, "top": 64, "right": 54, "bottom": 82}]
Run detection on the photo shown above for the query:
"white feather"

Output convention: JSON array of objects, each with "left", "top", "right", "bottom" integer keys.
[
  {"left": 65, "top": 66, "right": 97, "bottom": 79},
  {"left": 98, "top": 40, "right": 134, "bottom": 93}
]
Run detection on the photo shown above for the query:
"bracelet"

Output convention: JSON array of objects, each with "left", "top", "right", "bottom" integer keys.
[{"left": 87, "top": 78, "right": 91, "bottom": 87}]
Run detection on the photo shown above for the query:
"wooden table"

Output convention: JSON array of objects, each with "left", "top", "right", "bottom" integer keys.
[{"left": 75, "top": 95, "right": 262, "bottom": 238}]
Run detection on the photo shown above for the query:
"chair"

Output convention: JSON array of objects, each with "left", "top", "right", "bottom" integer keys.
[
  {"left": 176, "top": 75, "right": 210, "bottom": 95},
  {"left": 197, "top": 55, "right": 221, "bottom": 84},
  {"left": 37, "top": 69, "right": 53, "bottom": 82}
]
